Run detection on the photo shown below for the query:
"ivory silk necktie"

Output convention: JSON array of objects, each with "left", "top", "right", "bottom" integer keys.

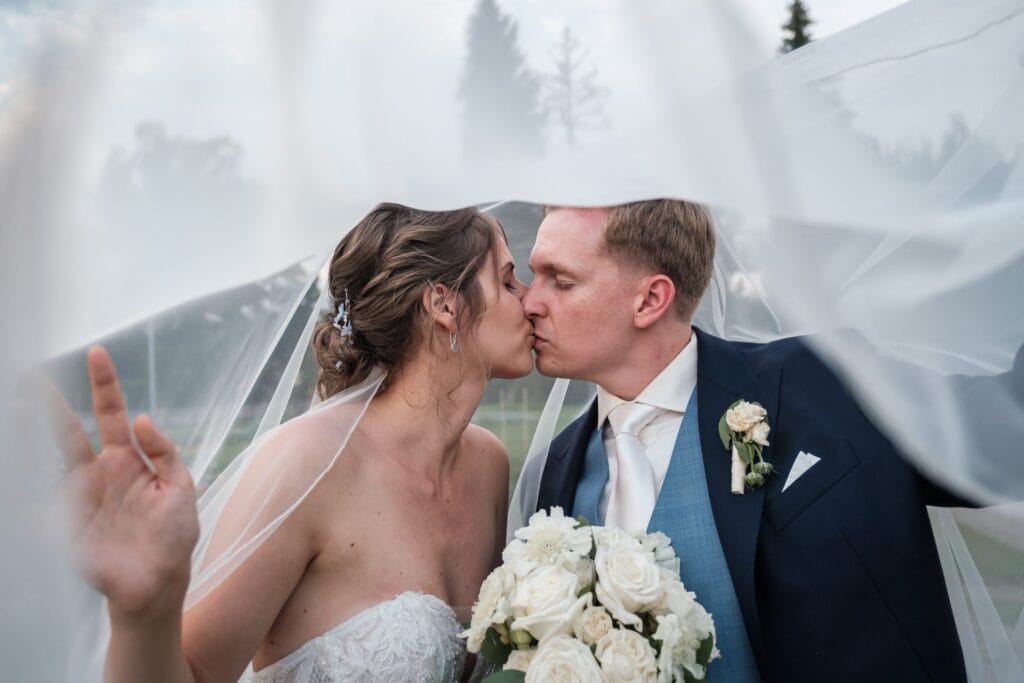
[{"left": 605, "top": 401, "right": 659, "bottom": 532}]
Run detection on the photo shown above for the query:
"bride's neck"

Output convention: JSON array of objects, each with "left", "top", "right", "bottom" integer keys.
[{"left": 367, "top": 353, "right": 486, "bottom": 481}]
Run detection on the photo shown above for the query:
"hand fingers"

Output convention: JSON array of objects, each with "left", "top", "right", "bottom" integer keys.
[
  {"left": 87, "top": 346, "right": 132, "bottom": 449},
  {"left": 133, "top": 414, "right": 182, "bottom": 482}
]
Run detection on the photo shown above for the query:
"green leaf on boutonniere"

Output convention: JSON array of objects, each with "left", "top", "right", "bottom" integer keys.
[
  {"left": 575, "top": 515, "right": 591, "bottom": 527},
  {"left": 718, "top": 414, "right": 732, "bottom": 450},
  {"left": 739, "top": 441, "right": 756, "bottom": 465},
  {"left": 482, "top": 671, "right": 526, "bottom": 682},
  {"left": 481, "top": 627, "right": 512, "bottom": 666}
]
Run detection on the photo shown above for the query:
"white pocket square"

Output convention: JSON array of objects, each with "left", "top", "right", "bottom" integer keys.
[{"left": 783, "top": 451, "right": 821, "bottom": 492}]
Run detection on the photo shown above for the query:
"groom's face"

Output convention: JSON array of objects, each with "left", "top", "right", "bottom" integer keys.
[{"left": 524, "top": 208, "right": 640, "bottom": 382}]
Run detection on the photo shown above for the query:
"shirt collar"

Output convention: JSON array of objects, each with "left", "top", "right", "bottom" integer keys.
[{"left": 596, "top": 331, "right": 698, "bottom": 426}]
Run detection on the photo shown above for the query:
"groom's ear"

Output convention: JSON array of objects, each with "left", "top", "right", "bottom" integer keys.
[
  {"left": 634, "top": 274, "right": 677, "bottom": 329},
  {"left": 423, "top": 283, "right": 458, "bottom": 332}
]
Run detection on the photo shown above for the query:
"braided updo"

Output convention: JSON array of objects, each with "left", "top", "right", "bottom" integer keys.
[{"left": 313, "top": 203, "right": 501, "bottom": 399}]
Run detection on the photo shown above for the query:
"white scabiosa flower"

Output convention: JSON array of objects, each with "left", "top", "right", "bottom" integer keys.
[{"left": 504, "top": 507, "right": 593, "bottom": 578}]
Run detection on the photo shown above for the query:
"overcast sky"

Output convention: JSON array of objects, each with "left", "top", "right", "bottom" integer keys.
[{"left": 2, "top": 0, "right": 933, "bottom": 347}]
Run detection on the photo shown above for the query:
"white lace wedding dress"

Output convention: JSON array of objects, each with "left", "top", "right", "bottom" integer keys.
[{"left": 245, "top": 592, "right": 467, "bottom": 682}]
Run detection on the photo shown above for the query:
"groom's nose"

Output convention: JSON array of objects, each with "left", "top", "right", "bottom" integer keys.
[{"left": 522, "top": 281, "right": 544, "bottom": 318}]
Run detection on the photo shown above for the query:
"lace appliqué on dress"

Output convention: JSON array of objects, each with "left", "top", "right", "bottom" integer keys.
[{"left": 247, "top": 592, "right": 465, "bottom": 683}]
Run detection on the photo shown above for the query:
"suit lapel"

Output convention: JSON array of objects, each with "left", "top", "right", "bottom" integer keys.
[
  {"left": 536, "top": 401, "right": 598, "bottom": 514},
  {"left": 694, "top": 328, "right": 781, "bottom": 666}
]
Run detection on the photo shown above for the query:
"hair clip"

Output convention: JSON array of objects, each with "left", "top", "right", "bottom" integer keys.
[{"left": 332, "top": 289, "right": 354, "bottom": 340}]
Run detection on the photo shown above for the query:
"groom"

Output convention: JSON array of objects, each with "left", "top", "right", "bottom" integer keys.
[{"left": 522, "top": 201, "right": 968, "bottom": 682}]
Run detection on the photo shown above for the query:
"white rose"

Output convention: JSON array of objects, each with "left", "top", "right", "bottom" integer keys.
[
  {"left": 747, "top": 421, "right": 770, "bottom": 446},
  {"left": 504, "top": 507, "right": 593, "bottom": 578},
  {"left": 504, "top": 648, "right": 536, "bottom": 673},
  {"left": 573, "top": 604, "right": 613, "bottom": 645},
  {"left": 524, "top": 635, "right": 604, "bottom": 683},
  {"left": 510, "top": 564, "right": 590, "bottom": 641},
  {"left": 460, "top": 565, "right": 515, "bottom": 652},
  {"left": 725, "top": 401, "right": 767, "bottom": 433},
  {"left": 595, "top": 628, "right": 658, "bottom": 683},
  {"left": 594, "top": 532, "right": 662, "bottom": 628}
]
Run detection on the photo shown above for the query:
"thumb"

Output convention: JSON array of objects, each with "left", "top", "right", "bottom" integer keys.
[{"left": 133, "top": 414, "right": 183, "bottom": 482}]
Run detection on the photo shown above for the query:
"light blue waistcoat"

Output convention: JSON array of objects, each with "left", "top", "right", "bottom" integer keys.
[{"left": 572, "top": 391, "right": 759, "bottom": 682}]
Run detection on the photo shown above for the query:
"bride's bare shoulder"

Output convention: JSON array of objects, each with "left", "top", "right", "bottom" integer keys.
[
  {"left": 241, "top": 404, "right": 364, "bottom": 483},
  {"left": 460, "top": 424, "right": 509, "bottom": 491}
]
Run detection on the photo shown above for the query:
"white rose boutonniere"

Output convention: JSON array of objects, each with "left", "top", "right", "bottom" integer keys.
[{"left": 720, "top": 400, "right": 775, "bottom": 494}]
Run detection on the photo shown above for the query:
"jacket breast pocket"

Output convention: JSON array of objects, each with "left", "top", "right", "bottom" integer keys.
[{"left": 765, "top": 437, "right": 860, "bottom": 531}]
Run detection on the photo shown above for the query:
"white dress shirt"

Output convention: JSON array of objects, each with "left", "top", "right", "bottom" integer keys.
[{"left": 595, "top": 332, "right": 698, "bottom": 524}]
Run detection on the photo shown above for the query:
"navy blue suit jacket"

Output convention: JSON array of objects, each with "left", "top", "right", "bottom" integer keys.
[{"left": 536, "top": 328, "right": 967, "bottom": 682}]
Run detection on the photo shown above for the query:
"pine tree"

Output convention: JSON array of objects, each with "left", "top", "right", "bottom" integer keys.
[
  {"left": 780, "top": 0, "right": 814, "bottom": 54},
  {"left": 543, "top": 27, "right": 607, "bottom": 150},
  {"left": 459, "top": 0, "right": 545, "bottom": 160}
]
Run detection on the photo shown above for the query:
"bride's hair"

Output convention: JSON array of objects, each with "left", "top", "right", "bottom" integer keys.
[{"left": 313, "top": 202, "right": 501, "bottom": 398}]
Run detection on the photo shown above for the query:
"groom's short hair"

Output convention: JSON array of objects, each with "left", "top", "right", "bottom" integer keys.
[{"left": 602, "top": 199, "right": 715, "bottom": 321}]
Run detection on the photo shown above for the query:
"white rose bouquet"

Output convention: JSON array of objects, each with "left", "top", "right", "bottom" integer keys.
[{"left": 461, "top": 508, "right": 719, "bottom": 682}]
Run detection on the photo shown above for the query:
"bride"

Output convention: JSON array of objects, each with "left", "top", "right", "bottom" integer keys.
[{"left": 58, "top": 203, "right": 535, "bottom": 682}]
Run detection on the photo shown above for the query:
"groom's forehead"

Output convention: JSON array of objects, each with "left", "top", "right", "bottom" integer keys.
[
  {"left": 533, "top": 208, "right": 609, "bottom": 254},
  {"left": 528, "top": 209, "right": 606, "bottom": 270}
]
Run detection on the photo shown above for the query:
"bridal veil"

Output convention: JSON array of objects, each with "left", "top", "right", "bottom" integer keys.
[{"left": 1, "top": 0, "right": 1021, "bottom": 679}]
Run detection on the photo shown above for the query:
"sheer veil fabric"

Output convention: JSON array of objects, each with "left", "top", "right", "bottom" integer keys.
[{"left": 1, "top": 0, "right": 1022, "bottom": 680}]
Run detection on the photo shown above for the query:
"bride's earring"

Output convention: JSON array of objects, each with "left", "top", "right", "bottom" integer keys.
[{"left": 449, "top": 330, "right": 460, "bottom": 353}]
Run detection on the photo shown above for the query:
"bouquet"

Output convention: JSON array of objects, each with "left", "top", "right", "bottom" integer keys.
[{"left": 461, "top": 507, "right": 719, "bottom": 683}]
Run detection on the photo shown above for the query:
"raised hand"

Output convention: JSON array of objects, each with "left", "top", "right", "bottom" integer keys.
[{"left": 54, "top": 347, "right": 199, "bottom": 621}]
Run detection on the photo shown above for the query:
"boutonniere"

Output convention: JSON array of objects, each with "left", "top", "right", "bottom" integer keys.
[{"left": 718, "top": 400, "right": 775, "bottom": 495}]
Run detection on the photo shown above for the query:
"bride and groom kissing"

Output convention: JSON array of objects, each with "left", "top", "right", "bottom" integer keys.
[{"left": 62, "top": 199, "right": 968, "bottom": 681}]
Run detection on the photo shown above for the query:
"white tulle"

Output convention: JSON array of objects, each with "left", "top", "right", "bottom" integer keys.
[{"left": 1, "top": 0, "right": 1022, "bottom": 680}]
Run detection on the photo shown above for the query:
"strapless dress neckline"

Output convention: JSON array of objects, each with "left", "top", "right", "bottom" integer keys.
[{"left": 247, "top": 591, "right": 465, "bottom": 682}]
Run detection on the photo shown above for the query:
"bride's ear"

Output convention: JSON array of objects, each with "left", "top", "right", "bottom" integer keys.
[{"left": 422, "top": 283, "right": 458, "bottom": 333}]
